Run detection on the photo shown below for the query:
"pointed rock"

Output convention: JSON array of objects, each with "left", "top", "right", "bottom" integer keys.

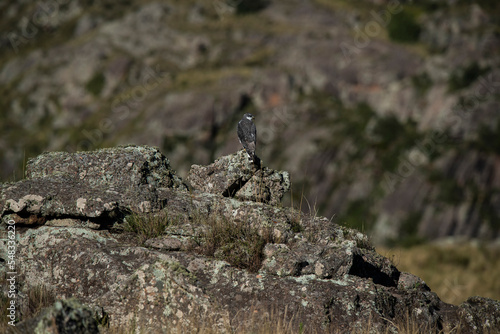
[{"left": 187, "top": 150, "right": 290, "bottom": 205}]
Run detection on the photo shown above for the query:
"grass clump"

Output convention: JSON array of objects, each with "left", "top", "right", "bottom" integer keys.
[
  {"left": 193, "top": 211, "right": 274, "bottom": 273},
  {"left": 123, "top": 209, "right": 175, "bottom": 245},
  {"left": 0, "top": 279, "right": 56, "bottom": 330},
  {"left": 22, "top": 284, "right": 57, "bottom": 320}
]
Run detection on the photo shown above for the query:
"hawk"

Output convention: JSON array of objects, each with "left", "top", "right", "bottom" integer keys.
[{"left": 237, "top": 113, "right": 257, "bottom": 163}]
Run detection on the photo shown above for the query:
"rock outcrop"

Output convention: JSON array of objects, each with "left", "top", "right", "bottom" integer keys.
[
  {"left": 1, "top": 146, "right": 499, "bottom": 333},
  {"left": 0, "top": 145, "right": 185, "bottom": 224},
  {"left": 187, "top": 150, "right": 290, "bottom": 206},
  {"left": 1, "top": 0, "right": 499, "bottom": 245}
]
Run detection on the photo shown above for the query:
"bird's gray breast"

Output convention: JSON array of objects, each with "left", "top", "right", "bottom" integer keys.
[{"left": 238, "top": 119, "right": 256, "bottom": 142}]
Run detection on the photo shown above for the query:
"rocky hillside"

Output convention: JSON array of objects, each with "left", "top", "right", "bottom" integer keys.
[
  {"left": 1, "top": 0, "right": 500, "bottom": 244},
  {"left": 1, "top": 146, "right": 500, "bottom": 333}
]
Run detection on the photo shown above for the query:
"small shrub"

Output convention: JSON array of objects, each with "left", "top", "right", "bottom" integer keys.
[
  {"left": 290, "top": 219, "right": 303, "bottom": 233},
  {"left": 85, "top": 72, "right": 105, "bottom": 96},
  {"left": 387, "top": 10, "right": 421, "bottom": 43},
  {"left": 236, "top": 0, "right": 269, "bottom": 14},
  {"left": 438, "top": 178, "right": 465, "bottom": 205},
  {"left": 473, "top": 119, "right": 500, "bottom": 154},
  {"left": 448, "top": 62, "right": 490, "bottom": 91},
  {"left": 411, "top": 72, "right": 433, "bottom": 96}
]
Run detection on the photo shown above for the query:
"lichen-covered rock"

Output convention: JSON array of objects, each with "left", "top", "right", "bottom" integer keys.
[
  {"left": 459, "top": 296, "right": 500, "bottom": 333},
  {"left": 6, "top": 219, "right": 495, "bottom": 333},
  {"left": 26, "top": 145, "right": 184, "bottom": 189},
  {"left": 0, "top": 145, "right": 186, "bottom": 220},
  {"left": 1, "top": 146, "right": 499, "bottom": 332},
  {"left": 14, "top": 298, "right": 98, "bottom": 334},
  {"left": 1, "top": 0, "right": 499, "bottom": 248},
  {"left": 187, "top": 150, "right": 290, "bottom": 205},
  {"left": 0, "top": 224, "right": 438, "bottom": 333}
]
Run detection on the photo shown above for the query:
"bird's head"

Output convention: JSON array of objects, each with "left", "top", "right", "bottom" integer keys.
[{"left": 244, "top": 113, "right": 255, "bottom": 121}]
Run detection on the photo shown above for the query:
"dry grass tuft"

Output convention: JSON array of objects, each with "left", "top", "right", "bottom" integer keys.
[
  {"left": 0, "top": 279, "right": 56, "bottom": 331},
  {"left": 100, "top": 304, "right": 470, "bottom": 334},
  {"left": 22, "top": 283, "right": 56, "bottom": 320},
  {"left": 192, "top": 210, "right": 274, "bottom": 273},
  {"left": 123, "top": 209, "right": 178, "bottom": 245}
]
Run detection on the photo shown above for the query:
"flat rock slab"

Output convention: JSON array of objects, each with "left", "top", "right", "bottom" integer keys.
[
  {"left": 0, "top": 146, "right": 186, "bottom": 220},
  {"left": 26, "top": 145, "right": 184, "bottom": 189}
]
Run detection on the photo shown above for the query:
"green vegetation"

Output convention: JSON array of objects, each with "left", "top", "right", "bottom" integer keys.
[
  {"left": 370, "top": 115, "right": 420, "bottom": 170},
  {"left": 289, "top": 219, "right": 304, "bottom": 233},
  {"left": 295, "top": 93, "right": 424, "bottom": 233},
  {"left": 236, "top": 0, "right": 269, "bottom": 14},
  {"left": 448, "top": 62, "right": 490, "bottom": 92},
  {"left": 124, "top": 209, "right": 177, "bottom": 245},
  {"left": 472, "top": 119, "right": 500, "bottom": 154},
  {"left": 85, "top": 72, "right": 106, "bottom": 97},
  {"left": 387, "top": 212, "right": 426, "bottom": 248},
  {"left": 411, "top": 72, "right": 433, "bottom": 96},
  {"left": 124, "top": 208, "right": 274, "bottom": 272},
  {"left": 387, "top": 9, "right": 421, "bottom": 43},
  {"left": 436, "top": 177, "right": 465, "bottom": 205},
  {"left": 380, "top": 242, "right": 500, "bottom": 305}
]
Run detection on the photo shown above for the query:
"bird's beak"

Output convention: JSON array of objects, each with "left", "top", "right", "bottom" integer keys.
[{"left": 251, "top": 116, "right": 255, "bottom": 121}]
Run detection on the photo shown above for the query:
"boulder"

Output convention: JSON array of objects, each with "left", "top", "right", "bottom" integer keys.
[
  {"left": 0, "top": 145, "right": 186, "bottom": 223},
  {"left": 25, "top": 145, "right": 184, "bottom": 189},
  {"left": 459, "top": 296, "right": 500, "bottom": 332},
  {"left": 13, "top": 298, "right": 98, "bottom": 334},
  {"left": 187, "top": 150, "right": 290, "bottom": 206}
]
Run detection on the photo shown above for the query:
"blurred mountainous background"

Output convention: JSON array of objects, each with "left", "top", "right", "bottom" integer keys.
[{"left": 1, "top": 0, "right": 499, "bottom": 246}]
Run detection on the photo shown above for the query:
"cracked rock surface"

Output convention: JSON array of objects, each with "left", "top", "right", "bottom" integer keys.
[{"left": 1, "top": 146, "right": 499, "bottom": 332}]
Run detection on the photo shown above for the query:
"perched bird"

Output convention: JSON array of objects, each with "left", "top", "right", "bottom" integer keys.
[{"left": 237, "top": 113, "right": 257, "bottom": 163}]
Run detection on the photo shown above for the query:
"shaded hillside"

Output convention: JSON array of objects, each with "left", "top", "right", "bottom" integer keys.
[{"left": 1, "top": 0, "right": 500, "bottom": 244}]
